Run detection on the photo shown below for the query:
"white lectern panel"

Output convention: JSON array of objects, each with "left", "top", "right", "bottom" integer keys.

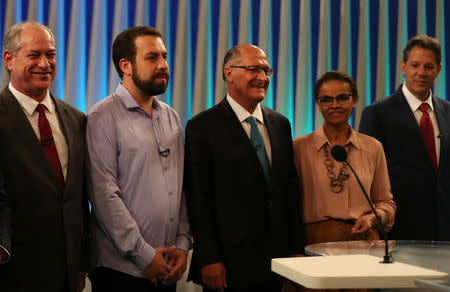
[{"left": 271, "top": 255, "right": 448, "bottom": 289}]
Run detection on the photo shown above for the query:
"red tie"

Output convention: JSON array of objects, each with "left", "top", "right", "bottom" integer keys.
[
  {"left": 36, "top": 104, "right": 65, "bottom": 186},
  {"left": 419, "top": 103, "right": 437, "bottom": 171}
]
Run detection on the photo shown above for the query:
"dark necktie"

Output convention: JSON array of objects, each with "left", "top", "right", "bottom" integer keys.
[
  {"left": 245, "top": 116, "right": 271, "bottom": 183},
  {"left": 36, "top": 104, "right": 65, "bottom": 186},
  {"left": 419, "top": 103, "right": 437, "bottom": 171}
]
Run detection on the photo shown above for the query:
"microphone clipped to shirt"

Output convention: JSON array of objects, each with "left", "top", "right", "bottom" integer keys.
[
  {"left": 330, "top": 145, "right": 394, "bottom": 264},
  {"left": 159, "top": 148, "right": 170, "bottom": 157},
  {"left": 330, "top": 145, "right": 348, "bottom": 162}
]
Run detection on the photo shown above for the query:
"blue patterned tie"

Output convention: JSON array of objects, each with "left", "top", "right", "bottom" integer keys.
[{"left": 246, "top": 116, "right": 271, "bottom": 183}]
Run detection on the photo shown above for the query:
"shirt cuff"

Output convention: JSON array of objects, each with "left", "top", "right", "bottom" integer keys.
[
  {"left": 175, "top": 235, "right": 192, "bottom": 254},
  {"left": 133, "top": 243, "right": 155, "bottom": 270},
  {"left": 0, "top": 244, "right": 11, "bottom": 264}
]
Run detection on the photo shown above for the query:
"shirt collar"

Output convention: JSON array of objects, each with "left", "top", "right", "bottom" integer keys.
[
  {"left": 314, "top": 125, "right": 360, "bottom": 152},
  {"left": 402, "top": 83, "right": 434, "bottom": 113},
  {"left": 9, "top": 82, "right": 53, "bottom": 116},
  {"left": 226, "top": 94, "right": 264, "bottom": 124},
  {"left": 116, "top": 83, "right": 162, "bottom": 112}
]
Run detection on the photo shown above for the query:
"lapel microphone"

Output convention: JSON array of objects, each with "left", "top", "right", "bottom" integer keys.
[
  {"left": 331, "top": 145, "right": 394, "bottom": 264},
  {"left": 159, "top": 148, "right": 170, "bottom": 157}
]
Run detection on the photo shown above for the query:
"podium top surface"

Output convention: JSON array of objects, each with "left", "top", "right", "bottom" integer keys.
[
  {"left": 305, "top": 240, "right": 450, "bottom": 274},
  {"left": 271, "top": 241, "right": 450, "bottom": 289},
  {"left": 271, "top": 255, "right": 448, "bottom": 289}
]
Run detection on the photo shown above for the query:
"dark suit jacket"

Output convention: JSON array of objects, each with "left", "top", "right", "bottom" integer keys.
[
  {"left": 184, "top": 98, "right": 304, "bottom": 288},
  {"left": 0, "top": 87, "right": 88, "bottom": 292},
  {"left": 359, "top": 87, "right": 450, "bottom": 241},
  {"left": 0, "top": 169, "right": 11, "bottom": 263}
]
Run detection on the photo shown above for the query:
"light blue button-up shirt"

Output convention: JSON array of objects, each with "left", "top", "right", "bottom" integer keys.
[{"left": 87, "top": 84, "right": 191, "bottom": 278}]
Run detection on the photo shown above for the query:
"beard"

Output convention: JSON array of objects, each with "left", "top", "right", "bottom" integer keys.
[{"left": 131, "top": 65, "right": 170, "bottom": 96}]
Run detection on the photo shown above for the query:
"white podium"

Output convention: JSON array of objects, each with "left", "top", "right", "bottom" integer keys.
[
  {"left": 271, "top": 240, "right": 450, "bottom": 290},
  {"left": 272, "top": 254, "right": 448, "bottom": 289}
]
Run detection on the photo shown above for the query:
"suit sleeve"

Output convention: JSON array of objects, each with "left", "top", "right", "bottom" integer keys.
[
  {"left": 86, "top": 111, "right": 155, "bottom": 270},
  {"left": 184, "top": 120, "right": 222, "bottom": 268},
  {"left": 370, "top": 141, "right": 396, "bottom": 231},
  {"left": 175, "top": 191, "right": 192, "bottom": 254},
  {"left": 80, "top": 114, "right": 90, "bottom": 272},
  {"left": 0, "top": 169, "right": 11, "bottom": 264},
  {"left": 284, "top": 121, "right": 305, "bottom": 254}
]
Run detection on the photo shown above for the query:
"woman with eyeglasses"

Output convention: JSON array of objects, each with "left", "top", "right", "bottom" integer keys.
[{"left": 293, "top": 71, "right": 396, "bottom": 245}]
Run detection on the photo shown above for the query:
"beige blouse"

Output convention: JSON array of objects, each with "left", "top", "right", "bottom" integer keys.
[{"left": 293, "top": 125, "right": 396, "bottom": 231}]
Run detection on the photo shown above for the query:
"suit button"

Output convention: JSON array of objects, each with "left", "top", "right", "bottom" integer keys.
[{"left": 267, "top": 200, "right": 273, "bottom": 208}]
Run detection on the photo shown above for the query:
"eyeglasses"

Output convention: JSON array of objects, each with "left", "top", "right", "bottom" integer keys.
[
  {"left": 229, "top": 65, "right": 274, "bottom": 78},
  {"left": 318, "top": 94, "right": 352, "bottom": 106}
]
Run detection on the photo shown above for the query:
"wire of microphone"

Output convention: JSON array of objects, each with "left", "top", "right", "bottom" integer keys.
[{"left": 330, "top": 145, "right": 394, "bottom": 264}]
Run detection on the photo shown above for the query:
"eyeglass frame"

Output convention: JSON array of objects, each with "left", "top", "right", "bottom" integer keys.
[
  {"left": 229, "top": 65, "right": 274, "bottom": 78},
  {"left": 318, "top": 93, "right": 353, "bottom": 106},
  {"left": 317, "top": 93, "right": 353, "bottom": 106}
]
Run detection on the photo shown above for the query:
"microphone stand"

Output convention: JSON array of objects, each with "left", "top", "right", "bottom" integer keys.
[{"left": 345, "top": 160, "right": 394, "bottom": 264}]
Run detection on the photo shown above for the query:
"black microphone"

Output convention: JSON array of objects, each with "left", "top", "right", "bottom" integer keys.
[
  {"left": 330, "top": 145, "right": 394, "bottom": 264},
  {"left": 330, "top": 145, "right": 348, "bottom": 162}
]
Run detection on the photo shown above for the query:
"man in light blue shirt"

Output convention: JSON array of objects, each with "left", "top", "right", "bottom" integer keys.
[{"left": 87, "top": 26, "right": 191, "bottom": 292}]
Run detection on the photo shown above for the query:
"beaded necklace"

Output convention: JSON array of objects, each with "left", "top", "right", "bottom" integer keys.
[{"left": 323, "top": 144, "right": 350, "bottom": 193}]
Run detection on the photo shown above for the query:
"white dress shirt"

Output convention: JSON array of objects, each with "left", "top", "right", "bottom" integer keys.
[
  {"left": 9, "top": 83, "right": 68, "bottom": 179},
  {"left": 227, "top": 94, "right": 272, "bottom": 165},
  {"left": 402, "top": 83, "right": 440, "bottom": 166}
]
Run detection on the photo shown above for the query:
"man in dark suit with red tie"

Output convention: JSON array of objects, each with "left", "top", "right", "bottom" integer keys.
[
  {"left": 0, "top": 21, "right": 88, "bottom": 292},
  {"left": 184, "top": 44, "right": 304, "bottom": 292},
  {"left": 359, "top": 35, "right": 450, "bottom": 241}
]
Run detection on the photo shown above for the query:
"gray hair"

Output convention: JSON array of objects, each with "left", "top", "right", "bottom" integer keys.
[
  {"left": 3, "top": 22, "right": 55, "bottom": 72},
  {"left": 222, "top": 46, "right": 241, "bottom": 80}
]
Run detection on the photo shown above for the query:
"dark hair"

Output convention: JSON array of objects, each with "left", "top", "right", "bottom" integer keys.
[
  {"left": 222, "top": 46, "right": 241, "bottom": 80},
  {"left": 402, "top": 34, "right": 441, "bottom": 65},
  {"left": 314, "top": 71, "right": 359, "bottom": 102},
  {"left": 112, "top": 26, "right": 163, "bottom": 79}
]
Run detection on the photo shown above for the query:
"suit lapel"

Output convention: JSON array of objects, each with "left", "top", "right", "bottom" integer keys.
[
  {"left": 219, "top": 98, "right": 249, "bottom": 139},
  {"left": 52, "top": 97, "right": 76, "bottom": 198},
  {"left": 219, "top": 99, "right": 271, "bottom": 184},
  {"left": 433, "top": 97, "right": 449, "bottom": 175},
  {"left": 0, "top": 88, "right": 52, "bottom": 166},
  {"left": 394, "top": 89, "right": 438, "bottom": 173},
  {"left": 262, "top": 107, "right": 279, "bottom": 183},
  {"left": 0, "top": 87, "right": 66, "bottom": 190},
  {"left": 0, "top": 88, "right": 41, "bottom": 146},
  {"left": 393, "top": 89, "right": 422, "bottom": 134}
]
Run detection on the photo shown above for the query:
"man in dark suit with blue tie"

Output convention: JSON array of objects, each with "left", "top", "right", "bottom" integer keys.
[
  {"left": 0, "top": 22, "right": 88, "bottom": 292},
  {"left": 184, "top": 44, "right": 304, "bottom": 292},
  {"left": 359, "top": 35, "right": 450, "bottom": 241}
]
